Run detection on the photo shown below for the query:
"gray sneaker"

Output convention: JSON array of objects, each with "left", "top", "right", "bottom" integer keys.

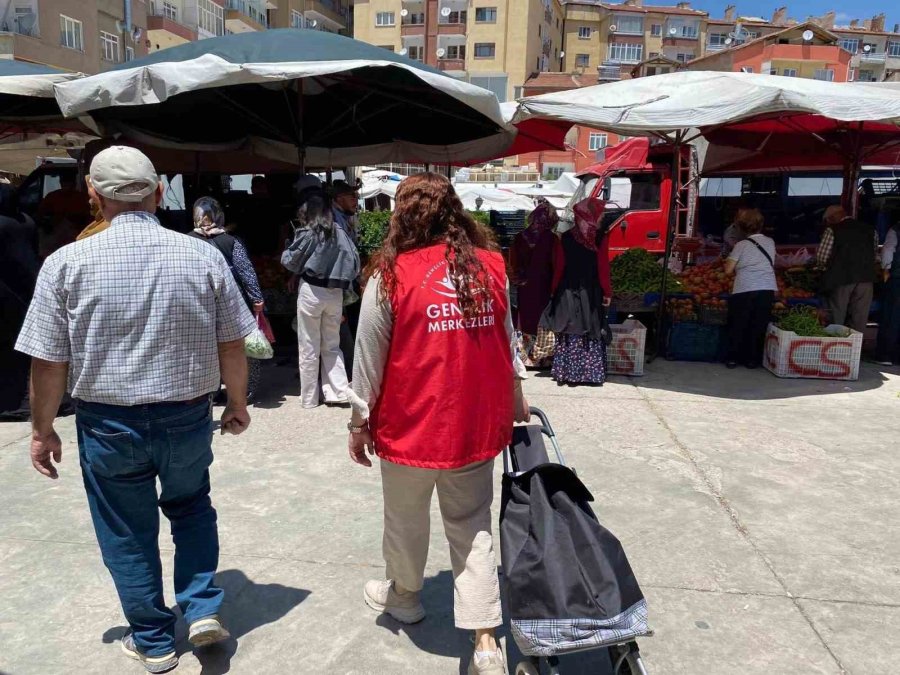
[
  {"left": 120, "top": 631, "right": 178, "bottom": 673},
  {"left": 364, "top": 579, "right": 426, "bottom": 624},
  {"left": 188, "top": 616, "right": 231, "bottom": 648},
  {"left": 468, "top": 649, "right": 507, "bottom": 675}
]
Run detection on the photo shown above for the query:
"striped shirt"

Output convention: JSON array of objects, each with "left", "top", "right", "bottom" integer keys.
[{"left": 15, "top": 211, "right": 255, "bottom": 406}]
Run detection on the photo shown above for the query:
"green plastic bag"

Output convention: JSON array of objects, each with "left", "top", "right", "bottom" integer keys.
[{"left": 245, "top": 327, "right": 274, "bottom": 360}]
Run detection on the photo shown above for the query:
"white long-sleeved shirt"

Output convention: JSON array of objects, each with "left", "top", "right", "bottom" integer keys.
[
  {"left": 349, "top": 274, "right": 526, "bottom": 425},
  {"left": 881, "top": 229, "right": 898, "bottom": 270}
]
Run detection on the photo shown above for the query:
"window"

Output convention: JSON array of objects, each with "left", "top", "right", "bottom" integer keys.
[
  {"left": 648, "top": 51, "right": 659, "bottom": 58},
  {"left": 675, "top": 52, "right": 694, "bottom": 63},
  {"left": 125, "top": 46, "right": 135, "bottom": 61},
  {"left": 607, "top": 42, "right": 643, "bottom": 63},
  {"left": 613, "top": 15, "right": 643, "bottom": 35},
  {"left": 667, "top": 20, "right": 699, "bottom": 39},
  {"left": 13, "top": 6, "right": 37, "bottom": 36},
  {"left": 100, "top": 31, "right": 119, "bottom": 62},
  {"left": 408, "top": 45, "right": 423, "bottom": 61},
  {"left": 858, "top": 69, "right": 876, "bottom": 82},
  {"left": 404, "top": 12, "right": 425, "bottom": 25},
  {"left": 708, "top": 32, "right": 728, "bottom": 46},
  {"left": 446, "top": 44, "right": 465, "bottom": 60},
  {"left": 59, "top": 14, "right": 83, "bottom": 51},
  {"left": 575, "top": 53, "right": 590, "bottom": 67},
  {"left": 650, "top": 23, "right": 662, "bottom": 36},
  {"left": 514, "top": 86, "right": 523, "bottom": 99},
  {"left": 782, "top": 68, "right": 797, "bottom": 77},
  {"left": 376, "top": 12, "right": 395, "bottom": 26},
  {"left": 475, "top": 7, "right": 497, "bottom": 23},
  {"left": 624, "top": 173, "right": 662, "bottom": 210},
  {"left": 814, "top": 68, "right": 835, "bottom": 81},
  {"left": 162, "top": 1, "right": 178, "bottom": 21},
  {"left": 198, "top": 0, "right": 224, "bottom": 36},
  {"left": 474, "top": 43, "right": 496, "bottom": 58},
  {"left": 589, "top": 132, "right": 608, "bottom": 151},
  {"left": 769, "top": 68, "right": 778, "bottom": 75},
  {"left": 578, "top": 26, "right": 591, "bottom": 39},
  {"left": 441, "top": 10, "right": 466, "bottom": 24},
  {"left": 839, "top": 38, "right": 860, "bottom": 54},
  {"left": 290, "top": 9, "right": 303, "bottom": 28},
  {"left": 889, "top": 41, "right": 900, "bottom": 57},
  {"left": 740, "top": 66, "right": 753, "bottom": 73}
]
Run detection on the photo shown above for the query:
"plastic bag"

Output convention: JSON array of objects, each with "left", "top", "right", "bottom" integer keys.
[
  {"left": 245, "top": 327, "right": 274, "bottom": 360},
  {"left": 256, "top": 312, "right": 275, "bottom": 343}
]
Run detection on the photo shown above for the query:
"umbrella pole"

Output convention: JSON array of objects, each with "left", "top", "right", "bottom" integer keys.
[{"left": 652, "top": 133, "right": 684, "bottom": 362}]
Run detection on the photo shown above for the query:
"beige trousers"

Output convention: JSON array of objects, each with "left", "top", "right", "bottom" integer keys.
[{"left": 380, "top": 457, "right": 502, "bottom": 630}]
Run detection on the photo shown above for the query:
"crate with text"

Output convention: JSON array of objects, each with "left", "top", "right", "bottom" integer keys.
[
  {"left": 764, "top": 323, "right": 863, "bottom": 381},
  {"left": 607, "top": 320, "right": 647, "bottom": 376}
]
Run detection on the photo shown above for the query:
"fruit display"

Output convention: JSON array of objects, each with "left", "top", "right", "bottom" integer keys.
[
  {"left": 611, "top": 248, "right": 683, "bottom": 294},
  {"left": 666, "top": 297, "right": 698, "bottom": 322},
  {"left": 678, "top": 258, "right": 732, "bottom": 297},
  {"left": 776, "top": 269, "right": 816, "bottom": 300}
]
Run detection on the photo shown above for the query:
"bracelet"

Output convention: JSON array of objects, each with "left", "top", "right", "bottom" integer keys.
[{"left": 347, "top": 421, "right": 369, "bottom": 434}]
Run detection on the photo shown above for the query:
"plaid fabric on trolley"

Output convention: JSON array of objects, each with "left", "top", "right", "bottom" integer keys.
[{"left": 511, "top": 599, "right": 651, "bottom": 657}]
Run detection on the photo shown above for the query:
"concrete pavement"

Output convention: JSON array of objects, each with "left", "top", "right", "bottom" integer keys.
[{"left": 1, "top": 360, "right": 898, "bottom": 675}]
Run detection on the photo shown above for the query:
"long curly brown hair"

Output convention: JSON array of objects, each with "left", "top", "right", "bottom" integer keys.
[{"left": 368, "top": 173, "right": 497, "bottom": 319}]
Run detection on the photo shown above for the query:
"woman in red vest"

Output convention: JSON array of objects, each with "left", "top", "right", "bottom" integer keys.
[{"left": 348, "top": 173, "right": 529, "bottom": 675}]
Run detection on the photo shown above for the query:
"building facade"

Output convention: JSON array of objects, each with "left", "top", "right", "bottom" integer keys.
[
  {"left": 0, "top": 0, "right": 150, "bottom": 73},
  {"left": 352, "top": 0, "right": 566, "bottom": 102}
]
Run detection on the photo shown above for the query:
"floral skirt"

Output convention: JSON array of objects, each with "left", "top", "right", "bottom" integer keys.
[{"left": 551, "top": 333, "right": 607, "bottom": 385}]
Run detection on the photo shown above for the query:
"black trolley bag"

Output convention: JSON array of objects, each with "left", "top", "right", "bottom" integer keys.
[{"left": 500, "top": 408, "right": 651, "bottom": 675}]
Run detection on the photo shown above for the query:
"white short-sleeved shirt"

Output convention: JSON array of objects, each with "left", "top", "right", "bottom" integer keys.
[
  {"left": 15, "top": 212, "right": 256, "bottom": 406},
  {"left": 728, "top": 234, "right": 778, "bottom": 295}
]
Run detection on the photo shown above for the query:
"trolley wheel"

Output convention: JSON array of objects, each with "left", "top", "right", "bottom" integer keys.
[
  {"left": 515, "top": 661, "right": 541, "bottom": 675},
  {"left": 609, "top": 646, "right": 634, "bottom": 675}
]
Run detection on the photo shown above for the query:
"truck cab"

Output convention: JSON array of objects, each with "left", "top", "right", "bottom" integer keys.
[{"left": 564, "top": 138, "right": 695, "bottom": 257}]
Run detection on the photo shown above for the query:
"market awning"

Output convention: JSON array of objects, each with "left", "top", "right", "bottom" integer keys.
[
  {"left": 0, "top": 61, "right": 86, "bottom": 136},
  {"left": 53, "top": 29, "right": 533, "bottom": 166}
]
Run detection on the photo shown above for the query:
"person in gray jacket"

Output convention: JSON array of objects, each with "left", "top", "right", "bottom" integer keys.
[{"left": 282, "top": 190, "right": 360, "bottom": 408}]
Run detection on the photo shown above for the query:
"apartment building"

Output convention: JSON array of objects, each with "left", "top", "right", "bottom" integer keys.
[
  {"left": 563, "top": 0, "right": 708, "bottom": 81},
  {"left": 352, "top": 0, "right": 566, "bottom": 102},
  {"left": 0, "top": 0, "right": 149, "bottom": 73}
]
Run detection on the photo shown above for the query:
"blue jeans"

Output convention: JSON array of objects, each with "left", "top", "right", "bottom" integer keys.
[{"left": 76, "top": 398, "right": 222, "bottom": 657}]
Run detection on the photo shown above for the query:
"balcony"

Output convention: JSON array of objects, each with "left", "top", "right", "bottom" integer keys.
[
  {"left": 706, "top": 42, "right": 726, "bottom": 52},
  {"left": 304, "top": 0, "right": 348, "bottom": 31},
  {"left": 147, "top": 6, "right": 198, "bottom": 46},
  {"left": 438, "top": 59, "right": 466, "bottom": 72},
  {"left": 437, "top": 13, "right": 467, "bottom": 35},
  {"left": 598, "top": 64, "right": 623, "bottom": 81},
  {"left": 860, "top": 51, "right": 887, "bottom": 64},
  {"left": 5, "top": 11, "right": 39, "bottom": 38},
  {"left": 225, "top": 0, "right": 268, "bottom": 32},
  {"left": 663, "top": 22, "right": 700, "bottom": 41}
]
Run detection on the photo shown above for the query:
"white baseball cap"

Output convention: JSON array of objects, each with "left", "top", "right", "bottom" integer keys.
[{"left": 89, "top": 146, "right": 159, "bottom": 203}]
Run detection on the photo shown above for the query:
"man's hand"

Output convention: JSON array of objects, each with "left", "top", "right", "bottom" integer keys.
[
  {"left": 31, "top": 430, "right": 62, "bottom": 479},
  {"left": 883, "top": 269, "right": 891, "bottom": 283},
  {"left": 221, "top": 404, "right": 251, "bottom": 436},
  {"left": 349, "top": 429, "right": 375, "bottom": 467},
  {"left": 253, "top": 301, "right": 265, "bottom": 315}
]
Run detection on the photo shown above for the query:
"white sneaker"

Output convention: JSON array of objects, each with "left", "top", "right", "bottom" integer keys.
[
  {"left": 188, "top": 616, "right": 231, "bottom": 648},
  {"left": 363, "top": 579, "right": 426, "bottom": 624},
  {"left": 468, "top": 649, "right": 507, "bottom": 675}
]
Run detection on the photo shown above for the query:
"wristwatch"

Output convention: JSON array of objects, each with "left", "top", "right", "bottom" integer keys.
[{"left": 347, "top": 422, "right": 369, "bottom": 434}]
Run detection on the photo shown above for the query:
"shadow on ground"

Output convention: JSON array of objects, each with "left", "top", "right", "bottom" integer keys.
[
  {"left": 371, "top": 570, "right": 623, "bottom": 675},
  {"left": 102, "top": 569, "right": 310, "bottom": 675}
]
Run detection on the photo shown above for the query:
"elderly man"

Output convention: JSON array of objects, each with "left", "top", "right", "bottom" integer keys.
[
  {"left": 330, "top": 179, "right": 360, "bottom": 245},
  {"left": 16, "top": 146, "right": 256, "bottom": 674},
  {"left": 816, "top": 205, "right": 879, "bottom": 333}
]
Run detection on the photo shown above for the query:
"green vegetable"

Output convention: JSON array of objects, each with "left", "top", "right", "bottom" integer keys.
[
  {"left": 611, "top": 248, "right": 683, "bottom": 294},
  {"left": 357, "top": 210, "right": 492, "bottom": 255},
  {"left": 777, "top": 305, "right": 830, "bottom": 337}
]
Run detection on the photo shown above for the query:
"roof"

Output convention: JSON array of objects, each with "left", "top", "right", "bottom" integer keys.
[
  {"left": 524, "top": 72, "right": 594, "bottom": 92},
  {"left": 598, "top": 3, "right": 707, "bottom": 16},
  {"left": 832, "top": 26, "right": 900, "bottom": 38},
  {"left": 686, "top": 21, "right": 839, "bottom": 67}
]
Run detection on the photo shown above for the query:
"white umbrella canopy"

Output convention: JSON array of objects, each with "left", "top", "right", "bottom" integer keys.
[
  {"left": 53, "top": 29, "right": 518, "bottom": 166},
  {"left": 514, "top": 70, "right": 900, "bottom": 138}
]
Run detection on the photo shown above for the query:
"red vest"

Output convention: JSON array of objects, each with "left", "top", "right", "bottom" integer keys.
[{"left": 371, "top": 245, "right": 514, "bottom": 470}]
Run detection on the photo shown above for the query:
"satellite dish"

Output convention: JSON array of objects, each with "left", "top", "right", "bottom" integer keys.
[
  {"left": 609, "top": 24, "right": 618, "bottom": 32},
  {"left": 440, "top": 7, "right": 451, "bottom": 17},
  {"left": 724, "top": 37, "right": 734, "bottom": 45},
  {"left": 436, "top": 47, "right": 446, "bottom": 57},
  {"left": 400, "top": 8, "right": 408, "bottom": 16},
  {"left": 669, "top": 26, "right": 678, "bottom": 35},
  {"left": 802, "top": 29, "right": 814, "bottom": 41},
  {"left": 399, "top": 47, "right": 408, "bottom": 56},
  {"left": 559, "top": 51, "right": 566, "bottom": 58},
  {"left": 863, "top": 44, "right": 872, "bottom": 52},
  {"left": 308, "top": 19, "right": 317, "bottom": 27},
  {"left": 132, "top": 26, "right": 142, "bottom": 41}
]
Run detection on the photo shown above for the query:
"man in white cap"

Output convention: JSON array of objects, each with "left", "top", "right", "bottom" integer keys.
[{"left": 16, "top": 146, "right": 256, "bottom": 673}]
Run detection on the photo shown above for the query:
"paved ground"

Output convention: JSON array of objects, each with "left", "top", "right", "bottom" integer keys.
[{"left": 1, "top": 360, "right": 898, "bottom": 675}]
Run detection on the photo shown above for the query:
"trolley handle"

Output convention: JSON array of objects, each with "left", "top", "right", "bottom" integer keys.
[{"left": 528, "top": 406, "right": 555, "bottom": 438}]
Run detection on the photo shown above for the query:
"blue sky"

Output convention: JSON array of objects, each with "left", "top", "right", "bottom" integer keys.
[{"left": 643, "top": 0, "right": 900, "bottom": 29}]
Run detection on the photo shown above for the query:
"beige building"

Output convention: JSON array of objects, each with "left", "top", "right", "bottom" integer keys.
[
  {"left": 0, "top": 0, "right": 150, "bottom": 73},
  {"left": 352, "top": 0, "right": 565, "bottom": 102}
]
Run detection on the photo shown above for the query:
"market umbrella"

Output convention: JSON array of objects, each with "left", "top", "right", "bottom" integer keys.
[
  {"left": 0, "top": 60, "right": 86, "bottom": 133},
  {"left": 53, "top": 29, "right": 525, "bottom": 167}
]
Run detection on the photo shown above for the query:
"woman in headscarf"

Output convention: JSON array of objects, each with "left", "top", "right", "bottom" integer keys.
[
  {"left": 540, "top": 198, "right": 613, "bottom": 386},
  {"left": 509, "top": 199, "right": 562, "bottom": 368},
  {"left": 189, "top": 197, "right": 266, "bottom": 402},
  {"left": 281, "top": 190, "right": 360, "bottom": 409}
]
